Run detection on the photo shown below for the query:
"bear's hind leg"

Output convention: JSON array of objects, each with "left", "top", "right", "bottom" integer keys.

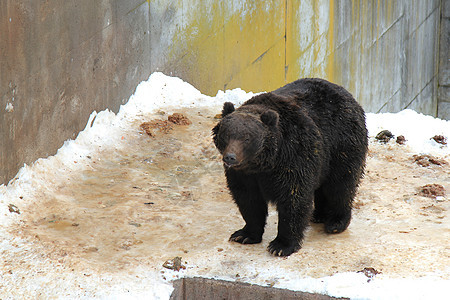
[
  {"left": 321, "top": 181, "right": 355, "bottom": 234},
  {"left": 312, "top": 187, "right": 327, "bottom": 224}
]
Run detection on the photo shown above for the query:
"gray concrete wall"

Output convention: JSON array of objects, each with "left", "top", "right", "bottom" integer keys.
[
  {"left": 332, "top": 1, "right": 442, "bottom": 115},
  {"left": 1, "top": 1, "right": 152, "bottom": 184},
  {"left": 438, "top": 0, "right": 450, "bottom": 119},
  {"left": 1, "top": 1, "right": 448, "bottom": 185}
]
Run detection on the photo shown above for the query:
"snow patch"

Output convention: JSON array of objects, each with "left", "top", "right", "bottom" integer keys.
[{"left": 367, "top": 109, "right": 449, "bottom": 156}]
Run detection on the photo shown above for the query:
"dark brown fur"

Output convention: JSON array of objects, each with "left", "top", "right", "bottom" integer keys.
[{"left": 213, "top": 78, "right": 368, "bottom": 256}]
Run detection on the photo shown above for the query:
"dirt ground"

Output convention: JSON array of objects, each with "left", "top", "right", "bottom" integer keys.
[{"left": 1, "top": 106, "right": 449, "bottom": 297}]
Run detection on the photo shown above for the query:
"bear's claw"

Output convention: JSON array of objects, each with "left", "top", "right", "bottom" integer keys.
[
  {"left": 229, "top": 229, "right": 262, "bottom": 244},
  {"left": 267, "top": 238, "right": 300, "bottom": 257}
]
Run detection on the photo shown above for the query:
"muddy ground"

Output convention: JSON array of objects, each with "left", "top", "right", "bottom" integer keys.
[{"left": 1, "top": 106, "right": 449, "bottom": 298}]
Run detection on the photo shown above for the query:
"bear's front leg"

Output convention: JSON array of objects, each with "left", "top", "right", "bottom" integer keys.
[
  {"left": 226, "top": 170, "right": 268, "bottom": 245},
  {"left": 229, "top": 197, "right": 268, "bottom": 244},
  {"left": 268, "top": 192, "right": 313, "bottom": 257}
]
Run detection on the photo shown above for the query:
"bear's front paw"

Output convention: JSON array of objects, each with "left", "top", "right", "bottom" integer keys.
[
  {"left": 267, "top": 238, "right": 300, "bottom": 257},
  {"left": 325, "top": 219, "right": 350, "bottom": 234},
  {"left": 229, "top": 229, "right": 262, "bottom": 244}
]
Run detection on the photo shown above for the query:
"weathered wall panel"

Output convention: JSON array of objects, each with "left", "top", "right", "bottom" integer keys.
[
  {"left": 1, "top": 0, "right": 151, "bottom": 184},
  {"left": 159, "top": 0, "right": 444, "bottom": 118},
  {"left": 438, "top": 0, "right": 450, "bottom": 119}
]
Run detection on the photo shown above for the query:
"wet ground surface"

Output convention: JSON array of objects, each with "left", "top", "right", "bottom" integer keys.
[{"left": 1, "top": 106, "right": 449, "bottom": 297}]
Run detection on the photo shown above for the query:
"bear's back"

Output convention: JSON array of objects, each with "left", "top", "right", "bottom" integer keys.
[
  {"left": 273, "top": 78, "right": 365, "bottom": 130},
  {"left": 272, "top": 78, "right": 367, "bottom": 155},
  {"left": 273, "top": 78, "right": 355, "bottom": 110},
  {"left": 241, "top": 78, "right": 367, "bottom": 148}
]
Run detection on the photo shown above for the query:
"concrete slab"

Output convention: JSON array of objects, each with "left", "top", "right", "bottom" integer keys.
[{"left": 170, "top": 277, "right": 345, "bottom": 300}]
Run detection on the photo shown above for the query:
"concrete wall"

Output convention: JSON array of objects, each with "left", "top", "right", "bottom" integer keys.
[
  {"left": 1, "top": 0, "right": 447, "bottom": 184},
  {"left": 1, "top": 0, "right": 152, "bottom": 184},
  {"left": 438, "top": 0, "right": 450, "bottom": 119},
  {"left": 160, "top": 0, "right": 443, "bottom": 116}
]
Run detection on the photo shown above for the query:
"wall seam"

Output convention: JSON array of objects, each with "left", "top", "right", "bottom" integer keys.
[
  {"left": 403, "top": 73, "right": 437, "bottom": 110},
  {"left": 376, "top": 86, "right": 402, "bottom": 113},
  {"left": 369, "top": 12, "right": 404, "bottom": 48},
  {"left": 407, "top": 4, "right": 440, "bottom": 38}
]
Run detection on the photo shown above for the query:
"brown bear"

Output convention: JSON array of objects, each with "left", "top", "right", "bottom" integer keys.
[{"left": 212, "top": 78, "right": 368, "bottom": 256}]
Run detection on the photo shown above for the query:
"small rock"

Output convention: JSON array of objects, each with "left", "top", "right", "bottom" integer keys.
[
  {"left": 436, "top": 196, "right": 445, "bottom": 202},
  {"left": 375, "top": 130, "right": 393, "bottom": 143},
  {"left": 431, "top": 135, "right": 447, "bottom": 145},
  {"left": 419, "top": 184, "right": 445, "bottom": 198},
  {"left": 83, "top": 246, "right": 99, "bottom": 253},
  {"left": 8, "top": 204, "right": 20, "bottom": 214},
  {"left": 140, "top": 120, "right": 173, "bottom": 137},
  {"left": 163, "top": 256, "right": 186, "bottom": 271},
  {"left": 358, "top": 267, "right": 381, "bottom": 282},
  {"left": 413, "top": 154, "right": 447, "bottom": 167},
  {"left": 168, "top": 113, "right": 192, "bottom": 125},
  {"left": 396, "top": 135, "right": 406, "bottom": 145},
  {"left": 129, "top": 221, "right": 142, "bottom": 227},
  {"left": 181, "top": 191, "right": 193, "bottom": 199}
]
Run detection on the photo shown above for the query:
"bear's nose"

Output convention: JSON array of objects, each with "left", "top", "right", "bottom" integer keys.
[{"left": 223, "top": 152, "right": 238, "bottom": 165}]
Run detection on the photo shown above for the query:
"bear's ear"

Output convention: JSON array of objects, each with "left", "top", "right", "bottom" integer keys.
[
  {"left": 222, "top": 102, "right": 235, "bottom": 117},
  {"left": 261, "top": 110, "right": 279, "bottom": 127},
  {"left": 212, "top": 123, "right": 219, "bottom": 137},
  {"left": 212, "top": 123, "right": 219, "bottom": 145}
]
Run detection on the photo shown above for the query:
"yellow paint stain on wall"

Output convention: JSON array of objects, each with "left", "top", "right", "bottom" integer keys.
[
  {"left": 325, "top": 0, "right": 335, "bottom": 83},
  {"left": 285, "top": 0, "right": 337, "bottom": 83},
  {"left": 154, "top": 0, "right": 441, "bottom": 116},
  {"left": 226, "top": 37, "right": 286, "bottom": 92},
  {"left": 222, "top": 2, "right": 285, "bottom": 92},
  {"left": 285, "top": 0, "right": 305, "bottom": 83},
  {"left": 311, "top": 0, "right": 331, "bottom": 78},
  {"left": 162, "top": 0, "right": 225, "bottom": 95},
  {"left": 167, "top": 1, "right": 286, "bottom": 95},
  {"left": 164, "top": 0, "right": 378, "bottom": 99},
  {"left": 349, "top": 0, "right": 359, "bottom": 95},
  {"left": 167, "top": 0, "right": 343, "bottom": 95}
]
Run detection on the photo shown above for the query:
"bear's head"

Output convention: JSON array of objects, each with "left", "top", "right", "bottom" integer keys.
[{"left": 212, "top": 102, "right": 280, "bottom": 172}]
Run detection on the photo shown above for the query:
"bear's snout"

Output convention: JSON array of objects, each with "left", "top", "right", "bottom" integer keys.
[
  {"left": 223, "top": 152, "right": 238, "bottom": 166},
  {"left": 223, "top": 152, "right": 238, "bottom": 165},
  {"left": 222, "top": 140, "right": 244, "bottom": 168}
]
